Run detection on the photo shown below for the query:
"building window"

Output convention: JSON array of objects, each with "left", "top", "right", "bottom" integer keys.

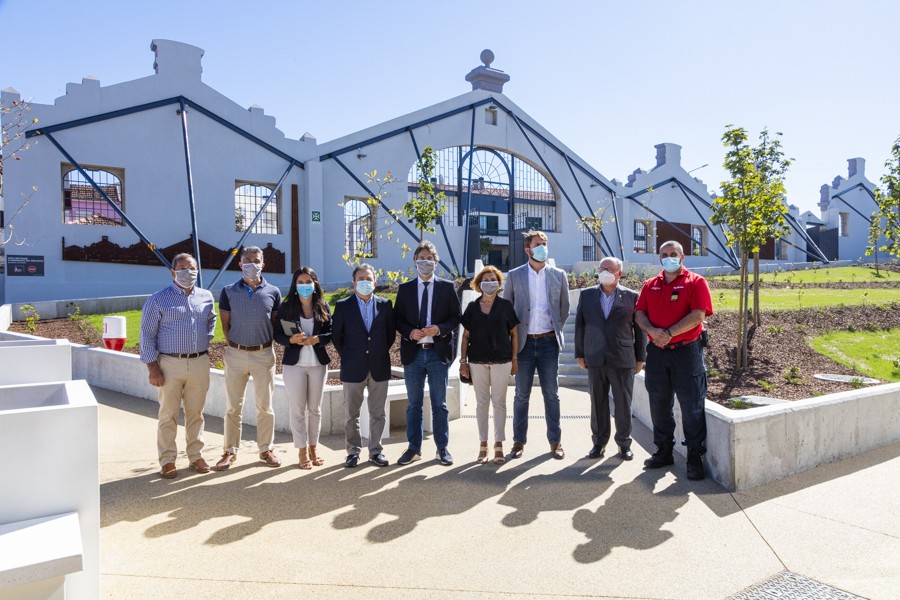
[
  {"left": 484, "top": 107, "right": 497, "bottom": 126},
  {"left": 691, "top": 226, "right": 708, "bottom": 256},
  {"left": 344, "top": 197, "right": 376, "bottom": 260},
  {"left": 633, "top": 220, "right": 652, "bottom": 253},
  {"left": 839, "top": 212, "right": 850, "bottom": 237},
  {"left": 63, "top": 166, "right": 124, "bottom": 225},
  {"left": 235, "top": 182, "right": 280, "bottom": 234}
]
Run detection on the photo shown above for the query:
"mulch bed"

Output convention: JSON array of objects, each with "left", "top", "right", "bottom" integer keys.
[{"left": 9, "top": 300, "right": 899, "bottom": 405}]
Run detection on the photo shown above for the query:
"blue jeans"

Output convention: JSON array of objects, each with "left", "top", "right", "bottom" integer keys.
[
  {"left": 644, "top": 341, "right": 708, "bottom": 450},
  {"left": 513, "top": 336, "right": 561, "bottom": 445},
  {"left": 404, "top": 347, "right": 449, "bottom": 452}
]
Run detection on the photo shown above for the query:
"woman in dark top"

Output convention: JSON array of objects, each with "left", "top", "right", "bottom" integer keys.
[
  {"left": 274, "top": 266, "right": 332, "bottom": 469},
  {"left": 460, "top": 266, "right": 519, "bottom": 465}
]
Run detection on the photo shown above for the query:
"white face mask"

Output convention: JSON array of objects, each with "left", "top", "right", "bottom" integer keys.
[
  {"left": 480, "top": 281, "right": 500, "bottom": 296},
  {"left": 174, "top": 268, "right": 198, "bottom": 289},
  {"left": 597, "top": 271, "right": 616, "bottom": 286},
  {"left": 355, "top": 280, "right": 375, "bottom": 296},
  {"left": 416, "top": 259, "right": 436, "bottom": 277},
  {"left": 242, "top": 262, "right": 263, "bottom": 280}
]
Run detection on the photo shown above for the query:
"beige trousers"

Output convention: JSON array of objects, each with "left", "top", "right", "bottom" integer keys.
[
  {"left": 223, "top": 346, "right": 276, "bottom": 454},
  {"left": 282, "top": 363, "right": 327, "bottom": 448},
  {"left": 469, "top": 361, "right": 512, "bottom": 443},
  {"left": 157, "top": 354, "right": 210, "bottom": 466}
]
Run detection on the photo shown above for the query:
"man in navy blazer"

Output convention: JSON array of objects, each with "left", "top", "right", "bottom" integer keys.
[
  {"left": 332, "top": 263, "right": 396, "bottom": 468},
  {"left": 575, "top": 256, "right": 646, "bottom": 461},
  {"left": 394, "top": 241, "right": 461, "bottom": 466}
]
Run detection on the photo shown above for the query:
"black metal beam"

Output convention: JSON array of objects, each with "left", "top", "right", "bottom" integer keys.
[{"left": 178, "top": 98, "right": 203, "bottom": 286}]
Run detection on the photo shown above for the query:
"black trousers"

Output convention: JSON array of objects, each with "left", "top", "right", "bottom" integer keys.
[
  {"left": 587, "top": 365, "right": 635, "bottom": 448},
  {"left": 644, "top": 342, "right": 708, "bottom": 450}
]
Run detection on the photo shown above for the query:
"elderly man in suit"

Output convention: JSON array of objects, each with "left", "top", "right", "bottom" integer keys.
[
  {"left": 504, "top": 230, "right": 570, "bottom": 459},
  {"left": 575, "top": 256, "right": 646, "bottom": 461},
  {"left": 394, "top": 241, "right": 461, "bottom": 466},
  {"left": 332, "top": 263, "right": 396, "bottom": 468}
]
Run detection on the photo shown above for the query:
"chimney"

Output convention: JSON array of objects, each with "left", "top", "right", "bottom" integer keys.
[
  {"left": 847, "top": 157, "right": 865, "bottom": 178},
  {"left": 819, "top": 184, "right": 831, "bottom": 210},
  {"left": 151, "top": 39, "right": 204, "bottom": 80},
  {"left": 654, "top": 143, "right": 682, "bottom": 168},
  {"left": 465, "top": 49, "right": 510, "bottom": 93}
]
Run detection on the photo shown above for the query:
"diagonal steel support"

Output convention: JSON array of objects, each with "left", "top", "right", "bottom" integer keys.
[
  {"left": 674, "top": 181, "right": 738, "bottom": 265},
  {"left": 43, "top": 131, "right": 171, "bottom": 269},
  {"left": 784, "top": 212, "right": 829, "bottom": 263},
  {"left": 462, "top": 108, "right": 477, "bottom": 274},
  {"left": 563, "top": 154, "right": 623, "bottom": 260},
  {"left": 178, "top": 98, "right": 203, "bottom": 286}
]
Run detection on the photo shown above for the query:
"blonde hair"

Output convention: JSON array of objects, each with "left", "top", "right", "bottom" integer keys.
[{"left": 472, "top": 265, "right": 504, "bottom": 293}]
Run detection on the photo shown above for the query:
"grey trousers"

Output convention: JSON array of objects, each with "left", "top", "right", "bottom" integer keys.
[
  {"left": 344, "top": 374, "right": 388, "bottom": 456},
  {"left": 587, "top": 365, "right": 634, "bottom": 449}
]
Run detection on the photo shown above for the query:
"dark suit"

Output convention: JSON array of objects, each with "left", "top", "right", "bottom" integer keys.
[
  {"left": 575, "top": 285, "right": 647, "bottom": 449},
  {"left": 394, "top": 276, "right": 461, "bottom": 452},
  {"left": 273, "top": 308, "right": 332, "bottom": 367},
  {"left": 332, "top": 294, "right": 396, "bottom": 456}
]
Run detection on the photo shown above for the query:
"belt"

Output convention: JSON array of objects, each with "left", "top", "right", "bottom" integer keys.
[
  {"left": 527, "top": 332, "right": 555, "bottom": 340},
  {"left": 661, "top": 338, "right": 699, "bottom": 350},
  {"left": 418, "top": 343, "right": 435, "bottom": 350},
  {"left": 227, "top": 340, "right": 273, "bottom": 351},
  {"left": 163, "top": 350, "right": 208, "bottom": 359}
]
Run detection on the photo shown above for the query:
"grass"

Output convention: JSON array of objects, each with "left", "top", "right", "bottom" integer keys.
[
  {"left": 708, "top": 265, "right": 900, "bottom": 284},
  {"left": 81, "top": 291, "right": 400, "bottom": 349},
  {"left": 810, "top": 328, "right": 900, "bottom": 383},
  {"left": 711, "top": 288, "right": 900, "bottom": 311}
]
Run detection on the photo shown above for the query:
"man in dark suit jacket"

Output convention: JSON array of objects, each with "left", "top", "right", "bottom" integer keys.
[
  {"left": 394, "top": 241, "right": 461, "bottom": 466},
  {"left": 575, "top": 256, "right": 647, "bottom": 461},
  {"left": 332, "top": 263, "right": 396, "bottom": 468}
]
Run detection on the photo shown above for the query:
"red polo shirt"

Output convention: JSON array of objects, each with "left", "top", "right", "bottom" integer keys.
[{"left": 635, "top": 267, "right": 713, "bottom": 344}]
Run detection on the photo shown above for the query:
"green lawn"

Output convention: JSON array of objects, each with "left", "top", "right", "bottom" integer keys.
[
  {"left": 712, "top": 288, "right": 900, "bottom": 311},
  {"left": 708, "top": 265, "right": 900, "bottom": 284},
  {"left": 83, "top": 291, "right": 400, "bottom": 349},
  {"left": 810, "top": 329, "right": 900, "bottom": 382}
]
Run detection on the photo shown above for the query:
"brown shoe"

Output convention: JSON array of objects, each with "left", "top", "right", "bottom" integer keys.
[
  {"left": 510, "top": 442, "right": 525, "bottom": 459},
  {"left": 550, "top": 442, "right": 565, "bottom": 460},
  {"left": 298, "top": 448, "right": 312, "bottom": 470},
  {"left": 160, "top": 463, "right": 177, "bottom": 479},
  {"left": 214, "top": 451, "right": 237, "bottom": 471},
  {"left": 308, "top": 444, "right": 325, "bottom": 467},
  {"left": 189, "top": 457, "right": 210, "bottom": 474},
  {"left": 260, "top": 450, "right": 281, "bottom": 467}
]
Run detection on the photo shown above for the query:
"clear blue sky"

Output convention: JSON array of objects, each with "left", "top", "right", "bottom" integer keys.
[{"left": 2, "top": 0, "right": 897, "bottom": 213}]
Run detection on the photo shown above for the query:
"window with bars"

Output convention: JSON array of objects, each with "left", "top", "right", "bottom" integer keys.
[
  {"left": 62, "top": 166, "right": 125, "bottom": 225},
  {"left": 691, "top": 225, "right": 708, "bottom": 256},
  {"left": 344, "top": 197, "right": 376, "bottom": 260},
  {"left": 633, "top": 220, "right": 651, "bottom": 253},
  {"left": 235, "top": 182, "right": 280, "bottom": 234}
]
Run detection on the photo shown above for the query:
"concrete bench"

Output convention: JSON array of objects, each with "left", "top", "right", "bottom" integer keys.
[{"left": 0, "top": 512, "right": 83, "bottom": 600}]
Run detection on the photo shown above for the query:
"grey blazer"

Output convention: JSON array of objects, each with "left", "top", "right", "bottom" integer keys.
[
  {"left": 503, "top": 263, "right": 570, "bottom": 353},
  {"left": 574, "top": 285, "right": 647, "bottom": 369}
]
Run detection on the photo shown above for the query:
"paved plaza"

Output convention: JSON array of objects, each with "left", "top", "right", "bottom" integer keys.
[{"left": 95, "top": 385, "right": 900, "bottom": 599}]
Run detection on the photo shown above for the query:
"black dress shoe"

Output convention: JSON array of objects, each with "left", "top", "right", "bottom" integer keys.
[
  {"left": 643, "top": 445, "right": 674, "bottom": 469},
  {"left": 686, "top": 447, "right": 706, "bottom": 480},
  {"left": 587, "top": 444, "right": 605, "bottom": 459},
  {"left": 619, "top": 446, "right": 634, "bottom": 461},
  {"left": 436, "top": 448, "right": 454, "bottom": 465},
  {"left": 345, "top": 454, "right": 359, "bottom": 468},
  {"left": 369, "top": 453, "right": 389, "bottom": 467},
  {"left": 397, "top": 448, "right": 421, "bottom": 465}
]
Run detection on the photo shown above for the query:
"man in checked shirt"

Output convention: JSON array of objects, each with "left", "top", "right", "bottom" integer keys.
[{"left": 140, "top": 253, "right": 217, "bottom": 479}]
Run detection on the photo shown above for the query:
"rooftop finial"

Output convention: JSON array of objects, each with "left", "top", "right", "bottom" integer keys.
[
  {"left": 480, "top": 49, "right": 495, "bottom": 67},
  {"left": 465, "top": 49, "right": 510, "bottom": 93}
]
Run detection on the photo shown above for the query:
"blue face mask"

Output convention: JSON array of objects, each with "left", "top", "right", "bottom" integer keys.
[
  {"left": 661, "top": 256, "right": 682, "bottom": 273},
  {"left": 356, "top": 280, "right": 375, "bottom": 296},
  {"left": 296, "top": 283, "right": 315, "bottom": 299},
  {"left": 530, "top": 244, "right": 549, "bottom": 262}
]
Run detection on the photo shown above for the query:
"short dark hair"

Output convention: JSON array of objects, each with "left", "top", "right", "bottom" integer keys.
[
  {"left": 352, "top": 263, "right": 376, "bottom": 281},
  {"left": 413, "top": 240, "right": 440, "bottom": 263},
  {"left": 172, "top": 253, "right": 197, "bottom": 269}
]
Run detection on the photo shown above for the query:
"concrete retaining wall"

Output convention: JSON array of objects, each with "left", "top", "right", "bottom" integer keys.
[{"left": 6, "top": 295, "right": 151, "bottom": 322}]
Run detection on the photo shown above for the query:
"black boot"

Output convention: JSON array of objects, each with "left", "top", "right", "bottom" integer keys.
[
  {"left": 686, "top": 447, "right": 706, "bottom": 480},
  {"left": 643, "top": 444, "right": 674, "bottom": 469}
]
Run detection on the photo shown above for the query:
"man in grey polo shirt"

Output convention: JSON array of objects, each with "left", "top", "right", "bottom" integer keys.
[{"left": 214, "top": 246, "right": 283, "bottom": 470}]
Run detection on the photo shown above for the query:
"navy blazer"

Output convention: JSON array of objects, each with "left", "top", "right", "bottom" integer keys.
[
  {"left": 331, "top": 294, "right": 396, "bottom": 383},
  {"left": 394, "top": 277, "right": 461, "bottom": 366},
  {"left": 273, "top": 305, "right": 332, "bottom": 367},
  {"left": 574, "top": 285, "right": 647, "bottom": 369}
]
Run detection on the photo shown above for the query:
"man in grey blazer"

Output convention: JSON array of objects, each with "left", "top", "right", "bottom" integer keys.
[
  {"left": 504, "top": 230, "right": 570, "bottom": 459},
  {"left": 575, "top": 256, "right": 646, "bottom": 460}
]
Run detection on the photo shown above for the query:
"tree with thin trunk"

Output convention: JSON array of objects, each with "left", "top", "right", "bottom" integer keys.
[
  {"left": 867, "top": 135, "right": 900, "bottom": 266},
  {"left": 711, "top": 125, "right": 791, "bottom": 370},
  {"left": 402, "top": 146, "right": 446, "bottom": 241}
]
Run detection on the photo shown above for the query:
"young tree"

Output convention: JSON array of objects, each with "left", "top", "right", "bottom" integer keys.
[
  {"left": 402, "top": 146, "right": 446, "bottom": 240},
  {"left": 1, "top": 95, "right": 39, "bottom": 247},
  {"left": 711, "top": 125, "right": 792, "bottom": 369},
  {"left": 867, "top": 135, "right": 900, "bottom": 264}
]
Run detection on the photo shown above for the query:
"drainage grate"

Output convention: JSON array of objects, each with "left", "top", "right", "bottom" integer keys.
[
  {"left": 729, "top": 571, "right": 864, "bottom": 599},
  {"left": 460, "top": 414, "right": 591, "bottom": 420}
]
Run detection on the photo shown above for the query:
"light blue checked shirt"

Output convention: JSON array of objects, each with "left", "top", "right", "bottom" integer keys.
[{"left": 140, "top": 283, "right": 217, "bottom": 363}]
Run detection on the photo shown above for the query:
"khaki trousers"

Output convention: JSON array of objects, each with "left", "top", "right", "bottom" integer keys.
[
  {"left": 282, "top": 363, "right": 327, "bottom": 448},
  {"left": 469, "top": 362, "right": 512, "bottom": 443},
  {"left": 157, "top": 354, "right": 210, "bottom": 466},
  {"left": 223, "top": 346, "right": 276, "bottom": 454}
]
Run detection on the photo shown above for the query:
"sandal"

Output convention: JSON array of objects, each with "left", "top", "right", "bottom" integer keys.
[
  {"left": 298, "top": 447, "right": 313, "bottom": 470},
  {"left": 309, "top": 445, "right": 325, "bottom": 467},
  {"left": 476, "top": 442, "right": 489, "bottom": 464},
  {"left": 493, "top": 443, "right": 505, "bottom": 465}
]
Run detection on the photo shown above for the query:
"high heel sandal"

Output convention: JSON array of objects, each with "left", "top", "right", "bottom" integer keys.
[
  {"left": 476, "top": 441, "right": 489, "bottom": 464},
  {"left": 298, "top": 447, "right": 312, "bottom": 470},
  {"left": 309, "top": 444, "right": 325, "bottom": 467},
  {"left": 493, "top": 443, "right": 505, "bottom": 465}
]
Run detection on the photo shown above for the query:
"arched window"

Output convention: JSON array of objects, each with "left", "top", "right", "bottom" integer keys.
[
  {"left": 344, "top": 197, "right": 375, "bottom": 260},
  {"left": 235, "top": 182, "right": 280, "bottom": 234},
  {"left": 691, "top": 225, "right": 708, "bottom": 256},
  {"left": 63, "top": 167, "right": 124, "bottom": 225},
  {"left": 633, "top": 220, "right": 651, "bottom": 253}
]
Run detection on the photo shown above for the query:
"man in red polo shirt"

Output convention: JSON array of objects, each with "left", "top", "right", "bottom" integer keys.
[{"left": 635, "top": 240, "right": 714, "bottom": 480}]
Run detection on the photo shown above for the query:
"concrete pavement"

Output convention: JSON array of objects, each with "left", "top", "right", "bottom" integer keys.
[{"left": 94, "top": 384, "right": 900, "bottom": 599}]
